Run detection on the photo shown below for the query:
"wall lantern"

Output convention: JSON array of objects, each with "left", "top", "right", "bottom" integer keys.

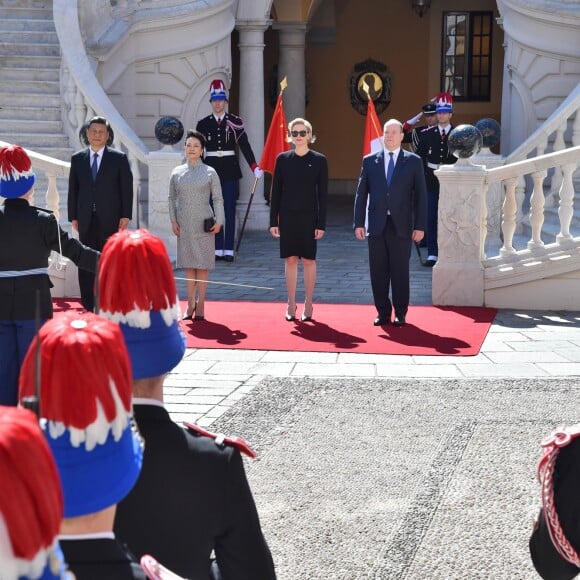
[{"left": 411, "top": 0, "right": 431, "bottom": 17}]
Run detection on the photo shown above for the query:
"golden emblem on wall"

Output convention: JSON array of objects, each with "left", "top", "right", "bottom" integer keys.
[{"left": 349, "top": 59, "right": 391, "bottom": 115}]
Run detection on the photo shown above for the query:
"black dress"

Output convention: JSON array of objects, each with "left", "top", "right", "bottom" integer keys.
[{"left": 269, "top": 150, "right": 328, "bottom": 259}]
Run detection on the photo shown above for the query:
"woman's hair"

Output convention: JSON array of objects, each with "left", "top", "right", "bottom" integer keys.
[
  {"left": 185, "top": 129, "right": 206, "bottom": 149},
  {"left": 287, "top": 117, "right": 316, "bottom": 143}
]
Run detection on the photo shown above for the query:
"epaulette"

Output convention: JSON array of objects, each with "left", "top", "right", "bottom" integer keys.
[
  {"left": 537, "top": 424, "right": 580, "bottom": 568},
  {"left": 183, "top": 421, "right": 256, "bottom": 458}
]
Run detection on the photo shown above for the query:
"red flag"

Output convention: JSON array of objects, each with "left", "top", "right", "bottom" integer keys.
[
  {"left": 362, "top": 96, "right": 383, "bottom": 157},
  {"left": 259, "top": 89, "right": 290, "bottom": 174}
]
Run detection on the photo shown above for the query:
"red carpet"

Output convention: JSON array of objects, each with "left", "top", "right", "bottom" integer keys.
[{"left": 52, "top": 299, "right": 496, "bottom": 356}]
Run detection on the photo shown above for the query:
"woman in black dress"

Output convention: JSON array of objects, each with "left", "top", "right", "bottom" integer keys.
[{"left": 269, "top": 118, "right": 328, "bottom": 322}]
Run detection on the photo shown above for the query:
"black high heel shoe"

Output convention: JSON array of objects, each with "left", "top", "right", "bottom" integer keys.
[
  {"left": 182, "top": 302, "right": 196, "bottom": 320},
  {"left": 285, "top": 305, "right": 296, "bottom": 322}
]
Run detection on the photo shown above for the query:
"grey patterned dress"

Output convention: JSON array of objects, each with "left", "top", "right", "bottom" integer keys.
[{"left": 168, "top": 159, "right": 224, "bottom": 269}]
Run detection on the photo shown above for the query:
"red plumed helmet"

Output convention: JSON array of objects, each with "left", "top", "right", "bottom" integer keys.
[
  {"left": 0, "top": 406, "right": 65, "bottom": 578},
  {"left": 98, "top": 229, "right": 185, "bottom": 379},
  {"left": 435, "top": 92, "right": 453, "bottom": 113},
  {"left": 209, "top": 79, "right": 228, "bottom": 101},
  {"left": 0, "top": 144, "right": 35, "bottom": 199}
]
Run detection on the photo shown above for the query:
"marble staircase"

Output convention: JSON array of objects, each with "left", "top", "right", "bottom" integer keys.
[{"left": 0, "top": 0, "right": 72, "bottom": 207}]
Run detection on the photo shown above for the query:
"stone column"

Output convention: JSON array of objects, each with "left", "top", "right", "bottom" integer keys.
[
  {"left": 273, "top": 22, "right": 308, "bottom": 123},
  {"left": 432, "top": 160, "right": 488, "bottom": 306},
  {"left": 236, "top": 20, "right": 270, "bottom": 234},
  {"left": 147, "top": 148, "right": 183, "bottom": 263}
]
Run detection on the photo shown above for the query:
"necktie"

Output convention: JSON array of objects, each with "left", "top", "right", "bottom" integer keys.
[
  {"left": 386, "top": 152, "right": 395, "bottom": 187},
  {"left": 91, "top": 153, "right": 98, "bottom": 181},
  {"left": 441, "top": 129, "right": 446, "bottom": 140}
]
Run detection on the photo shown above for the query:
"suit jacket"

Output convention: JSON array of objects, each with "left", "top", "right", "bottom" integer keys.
[
  {"left": 353, "top": 149, "right": 427, "bottom": 238},
  {"left": 114, "top": 403, "right": 276, "bottom": 580},
  {"left": 60, "top": 538, "right": 147, "bottom": 580},
  {"left": 0, "top": 198, "right": 98, "bottom": 320},
  {"left": 530, "top": 438, "right": 580, "bottom": 579},
  {"left": 196, "top": 113, "right": 257, "bottom": 182},
  {"left": 68, "top": 146, "right": 133, "bottom": 237}
]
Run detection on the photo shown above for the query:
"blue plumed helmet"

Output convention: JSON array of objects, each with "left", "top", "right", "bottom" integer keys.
[
  {"left": 18, "top": 312, "right": 144, "bottom": 519},
  {"left": 98, "top": 229, "right": 186, "bottom": 379},
  {"left": 0, "top": 144, "right": 35, "bottom": 199}
]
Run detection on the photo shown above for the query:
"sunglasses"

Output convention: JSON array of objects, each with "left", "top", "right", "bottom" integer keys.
[{"left": 290, "top": 130, "right": 308, "bottom": 137}]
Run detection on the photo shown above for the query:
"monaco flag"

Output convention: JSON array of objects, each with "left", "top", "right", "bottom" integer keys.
[
  {"left": 362, "top": 91, "right": 383, "bottom": 157},
  {"left": 259, "top": 77, "right": 291, "bottom": 174}
]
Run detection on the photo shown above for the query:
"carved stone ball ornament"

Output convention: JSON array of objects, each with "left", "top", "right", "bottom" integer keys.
[{"left": 349, "top": 59, "right": 392, "bottom": 116}]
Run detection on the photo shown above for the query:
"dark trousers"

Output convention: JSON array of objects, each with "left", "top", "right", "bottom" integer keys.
[
  {"left": 0, "top": 318, "right": 44, "bottom": 405},
  {"left": 215, "top": 180, "right": 237, "bottom": 254},
  {"left": 78, "top": 214, "right": 109, "bottom": 311},
  {"left": 426, "top": 189, "right": 439, "bottom": 257},
  {"left": 368, "top": 218, "right": 412, "bottom": 318}
]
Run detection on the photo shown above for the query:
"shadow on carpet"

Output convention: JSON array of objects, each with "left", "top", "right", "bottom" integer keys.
[
  {"left": 212, "top": 376, "right": 580, "bottom": 580},
  {"left": 52, "top": 299, "right": 496, "bottom": 356}
]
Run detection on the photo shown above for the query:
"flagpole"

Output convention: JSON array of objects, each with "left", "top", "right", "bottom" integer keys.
[
  {"left": 235, "top": 76, "right": 288, "bottom": 258},
  {"left": 235, "top": 176, "right": 258, "bottom": 256}
]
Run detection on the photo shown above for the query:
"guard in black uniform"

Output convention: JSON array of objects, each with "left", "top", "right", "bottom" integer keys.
[
  {"left": 96, "top": 230, "right": 277, "bottom": 579},
  {"left": 414, "top": 92, "right": 457, "bottom": 267},
  {"left": 530, "top": 424, "right": 580, "bottom": 579},
  {"left": 0, "top": 144, "right": 98, "bottom": 406},
  {"left": 402, "top": 101, "right": 438, "bottom": 149},
  {"left": 196, "top": 79, "right": 263, "bottom": 261}
]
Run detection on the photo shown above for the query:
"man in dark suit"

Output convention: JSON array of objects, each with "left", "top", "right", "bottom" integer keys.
[
  {"left": 354, "top": 118, "right": 427, "bottom": 327},
  {"left": 68, "top": 115, "right": 133, "bottom": 310},
  {"left": 196, "top": 79, "right": 263, "bottom": 262},
  {"left": 96, "top": 229, "right": 276, "bottom": 579}
]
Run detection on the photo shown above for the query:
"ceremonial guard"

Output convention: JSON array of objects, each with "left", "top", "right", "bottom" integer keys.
[
  {"left": 530, "top": 424, "right": 580, "bottom": 579},
  {"left": 0, "top": 406, "right": 70, "bottom": 579},
  {"left": 19, "top": 311, "right": 148, "bottom": 579},
  {"left": 196, "top": 79, "right": 263, "bottom": 262},
  {"left": 0, "top": 144, "right": 98, "bottom": 406},
  {"left": 414, "top": 92, "right": 457, "bottom": 267},
  {"left": 402, "top": 101, "right": 438, "bottom": 150},
  {"left": 96, "top": 229, "right": 277, "bottom": 579}
]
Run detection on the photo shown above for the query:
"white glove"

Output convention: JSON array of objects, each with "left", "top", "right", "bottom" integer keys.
[
  {"left": 406, "top": 111, "right": 423, "bottom": 126},
  {"left": 253, "top": 167, "right": 264, "bottom": 179}
]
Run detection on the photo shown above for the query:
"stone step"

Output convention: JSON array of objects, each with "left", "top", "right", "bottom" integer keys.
[
  {"left": 0, "top": 55, "right": 60, "bottom": 69},
  {"left": 0, "top": 119, "right": 64, "bottom": 134},
  {"left": 0, "top": 41, "right": 60, "bottom": 57},
  {"left": 0, "top": 67, "right": 59, "bottom": 82},
  {"left": 0, "top": 93, "right": 61, "bottom": 107},
  {"left": 0, "top": 18, "right": 55, "bottom": 32},
  {"left": 0, "top": 106, "right": 61, "bottom": 121},
  {"left": 0, "top": 132, "right": 70, "bottom": 148},
  {"left": 0, "top": 4, "right": 53, "bottom": 20},
  {"left": 0, "top": 79, "right": 60, "bottom": 94},
  {"left": 0, "top": 30, "right": 58, "bottom": 44}
]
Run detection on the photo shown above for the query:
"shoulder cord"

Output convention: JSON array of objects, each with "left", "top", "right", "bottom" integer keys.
[
  {"left": 52, "top": 217, "right": 65, "bottom": 271},
  {"left": 537, "top": 425, "right": 580, "bottom": 568}
]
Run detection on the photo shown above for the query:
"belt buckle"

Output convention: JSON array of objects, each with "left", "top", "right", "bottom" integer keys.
[{"left": 216, "top": 150, "right": 223, "bottom": 158}]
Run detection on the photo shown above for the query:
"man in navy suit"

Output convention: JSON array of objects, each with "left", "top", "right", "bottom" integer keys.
[
  {"left": 354, "top": 118, "right": 427, "bottom": 327},
  {"left": 68, "top": 116, "right": 133, "bottom": 311}
]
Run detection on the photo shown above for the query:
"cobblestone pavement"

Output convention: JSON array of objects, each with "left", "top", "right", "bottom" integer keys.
[{"left": 167, "top": 196, "right": 580, "bottom": 426}]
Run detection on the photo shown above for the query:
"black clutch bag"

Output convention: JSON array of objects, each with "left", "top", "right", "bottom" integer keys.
[{"left": 203, "top": 217, "right": 216, "bottom": 232}]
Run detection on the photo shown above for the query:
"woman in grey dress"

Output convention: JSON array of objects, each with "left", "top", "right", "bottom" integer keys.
[{"left": 169, "top": 130, "right": 224, "bottom": 320}]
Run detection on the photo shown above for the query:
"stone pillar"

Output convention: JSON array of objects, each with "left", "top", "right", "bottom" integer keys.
[
  {"left": 147, "top": 148, "right": 183, "bottom": 263},
  {"left": 273, "top": 22, "right": 307, "bottom": 123},
  {"left": 236, "top": 20, "right": 270, "bottom": 234},
  {"left": 432, "top": 160, "right": 488, "bottom": 306}
]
